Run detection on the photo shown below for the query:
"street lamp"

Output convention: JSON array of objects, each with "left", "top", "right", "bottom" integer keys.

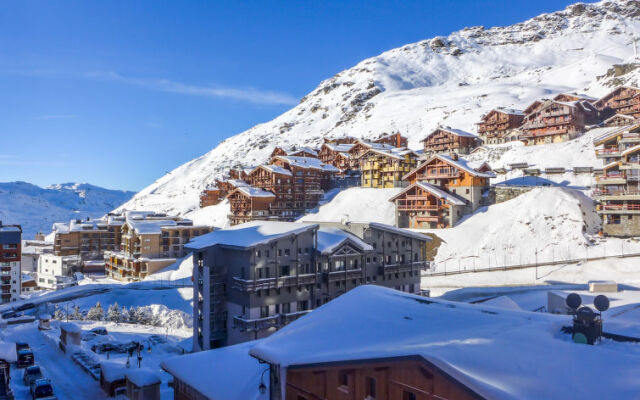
[
  {"left": 258, "top": 367, "right": 269, "bottom": 394},
  {"left": 65, "top": 301, "right": 76, "bottom": 322}
]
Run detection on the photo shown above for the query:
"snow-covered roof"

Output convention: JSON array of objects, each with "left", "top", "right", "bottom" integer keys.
[
  {"left": 389, "top": 182, "right": 466, "bottom": 206},
  {"left": 128, "top": 219, "right": 178, "bottom": 235},
  {"left": 323, "top": 143, "right": 355, "bottom": 152},
  {"left": 356, "top": 140, "right": 396, "bottom": 151},
  {"left": 274, "top": 156, "right": 340, "bottom": 172},
  {"left": 100, "top": 362, "right": 126, "bottom": 382},
  {"left": 424, "top": 127, "right": 477, "bottom": 139},
  {"left": 161, "top": 340, "right": 268, "bottom": 400},
  {"left": 316, "top": 227, "right": 373, "bottom": 254},
  {"left": 248, "top": 285, "right": 640, "bottom": 399},
  {"left": 366, "top": 222, "right": 431, "bottom": 242},
  {"left": 186, "top": 221, "right": 318, "bottom": 250},
  {"left": 259, "top": 165, "right": 293, "bottom": 176},
  {"left": 603, "top": 161, "right": 620, "bottom": 170},
  {"left": 592, "top": 125, "right": 629, "bottom": 145},
  {"left": 125, "top": 368, "right": 161, "bottom": 387},
  {"left": 486, "top": 107, "right": 524, "bottom": 116},
  {"left": 227, "top": 179, "right": 250, "bottom": 188},
  {"left": 59, "top": 322, "right": 81, "bottom": 333},
  {"left": 0, "top": 342, "right": 16, "bottom": 363},
  {"left": 603, "top": 114, "right": 636, "bottom": 123},
  {"left": 234, "top": 186, "right": 277, "bottom": 198},
  {"left": 406, "top": 154, "right": 494, "bottom": 180},
  {"left": 288, "top": 147, "right": 318, "bottom": 157}
]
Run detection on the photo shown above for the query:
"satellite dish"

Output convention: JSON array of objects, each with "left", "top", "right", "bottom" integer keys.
[
  {"left": 577, "top": 306, "right": 596, "bottom": 323},
  {"left": 594, "top": 295, "right": 610, "bottom": 312},
  {"left": 566, "top": 293, "right": 582, "bottom": 309}
]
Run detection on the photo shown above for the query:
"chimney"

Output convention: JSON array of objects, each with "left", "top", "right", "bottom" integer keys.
[{"left": 450, "top": 152, "right": 459, "bottom": 161}]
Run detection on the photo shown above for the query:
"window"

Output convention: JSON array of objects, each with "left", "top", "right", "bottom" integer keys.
[
  {"left": 403, "top": 390, "right": 416, "bottom": 400},
  {"left": 284, "top": 248, "right": 290, "bottom": 256},
  {"left": 280, "top": 265, "right": 290, "bottom": 276},
  {"left": 297, "top": 300, "right": 309, "bottom": 311},
  {"left": 338, "top": 369, "right": 354, "bottom": 393},
  {"left": 365, "top": 377, "right": 376, "bottom": 399},
  {"left": 260, "top": 306, "right": 269, "bottom": 318},
  {"left": 282, "top": 303, "right": 290, "bottom": 313}
]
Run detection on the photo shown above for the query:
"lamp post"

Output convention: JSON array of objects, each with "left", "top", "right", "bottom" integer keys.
[
  {"left": 258, "top": 367, "right": 269, "bottom": 394},
  {"left": 65, "top": 301, "right": 76, "bottom": 322}
]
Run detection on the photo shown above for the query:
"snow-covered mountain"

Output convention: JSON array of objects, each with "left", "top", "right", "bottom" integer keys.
[
  {"left": 0, "top": 182, "right": 135, "bottom": 239},
  {"left": 120, "top": 0, "right": 640, "bottom": 216}
]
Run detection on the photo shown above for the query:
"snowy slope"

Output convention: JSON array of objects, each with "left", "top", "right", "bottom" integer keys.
[
  {"left": 0, "top": 182, "right": 135, "bottom": 238},
  {"left": 119, "top": 0, "right": 640, "bottom": 216}
]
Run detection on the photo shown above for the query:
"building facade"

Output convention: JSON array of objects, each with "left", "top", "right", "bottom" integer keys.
[
  {"left": 51, "top": 214, "right": 125, "bottom": 261},
  {"left": 373, "top": 132, "right": 409, "bottom": 148},
  {"left": 390, "top": 154, "right": 493, "bottom": 228},
  {"left": 421, "top": 127, "right": 479, "bottom": 155},
  {"left": 199, "top": 187, "right": 223, "bottom": 208},
  {"left": 188, "top": 221, "right": 431, "bottom": 352},
  {"left": 594, "top": 86, "right": 640, "bottom": 119},
  {"left": 36, "top": 254, "right": 79, "bottom": 290},
  {"left": 476, "top": 108, "right": 524, "bottom": 144},
  {"left": 521, "top": 99, "right": 598, "bottom": 145},
  {"left": 0, "top": 223, "right": 22, "bottom": 303},
  {"left": 359, "top": 148, "right": 418, "bottom": 188},
  {"left": 104, "top": 212, "right": 212, "bottom": 281}
]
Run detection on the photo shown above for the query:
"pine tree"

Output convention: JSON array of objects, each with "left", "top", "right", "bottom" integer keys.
[
  {"left": 72, "top": 305, "right": 83, "bottom": 321},
  {"left": 107, "top": 302, "right": 121, "bottom": 322},
  {"left": 86, "top": 302, "right": 104, "bottom": 321},
  {"left": 120, "top": 306, "right": 130, "bottom": 323},
  {"left": 128, "top": 306, "right": 139, "bottom": 324}
]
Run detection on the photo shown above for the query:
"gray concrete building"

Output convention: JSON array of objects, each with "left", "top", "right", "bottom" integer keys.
[{"left": 187, "top": 221, "right": 431, "bottom": 352}]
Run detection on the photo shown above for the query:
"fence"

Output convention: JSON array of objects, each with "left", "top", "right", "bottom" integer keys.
[{"left": 424, "top": 242, "right": 640, "bottom": 277}]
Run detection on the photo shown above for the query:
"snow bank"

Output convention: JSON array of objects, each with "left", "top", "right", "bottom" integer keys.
[
  {"left": 299, "top": 187, "right": 401, "bottom": 225},
  {"left": 185, "top": 199, "right": 231, "bottom": 229},
  {"left": 425, "top": 187, "right": 602, "bottom": 268}
]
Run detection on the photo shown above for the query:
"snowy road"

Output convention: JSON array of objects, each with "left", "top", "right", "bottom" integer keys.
[{"left": 3, "top": 322, "right": 107, "bottom": 400}]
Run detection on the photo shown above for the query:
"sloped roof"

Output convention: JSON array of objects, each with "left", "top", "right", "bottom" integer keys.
[
  {"left": 258, "top": 165, "right": 293, "bottom": 176},
  {"left": 323, "top": 143, "right": 355, "bottom": 152},
  {"left": 404, "top": 154, "right": 494, "bottom": 181},
  {"left": 389, "top": 182, "right": 466, "bottom": 206},
  {"left": 622, "top": 144, "right": 640, "bottom": 157},
  {"left": 316, "top": 227, "right": 373, "bottom": 254},
  {"left": 275, "top": 156, "right": 340, "bottom": 172},
  {"left": 233, "top": 186, "right": 277, "bottom": 199},
  {"left": 248, "top": 285, "right": 640, "bottom": 400},
  {"left": 422, "top": 127, "right": 477, "bottom": 141},
  {"left": 186, "top": 221, "right": 317, "bottom": 250}
]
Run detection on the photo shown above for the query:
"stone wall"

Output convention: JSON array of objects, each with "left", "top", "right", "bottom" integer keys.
[{"left": 490, "top": 186, "right": 535, "bottom": 204}]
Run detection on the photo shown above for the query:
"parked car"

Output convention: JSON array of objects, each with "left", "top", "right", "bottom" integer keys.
[
  {"left": 15, "top": 303, "right": 34, "bottom": 312},
  {"left": 15, "top": 342, "right": 30, "bottom": 352},
  {"left": 17, "top": 349, "right": 34, "bottom": 368},
  {"left": 23, "top": 365, "right": 43, "bottom": 387},
  {"left": 89, "top": 327, "right": 108, "bottom": 336},
  {"left": 30, "top": 378, "right": 54, "bottom": 399},
  {"left": 90, "top": 343, "right": 116, "bottom": 354},
  {"left": 1, "top": 312, "right": 16, "bottom": 320}
]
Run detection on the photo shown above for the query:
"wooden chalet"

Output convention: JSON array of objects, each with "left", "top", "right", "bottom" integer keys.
[
  {"left": 246, "top": 165, "right": 296, "bottom": 220},
  {"left": 373, "top": 132, "right": 408, "bottom": 148},
  {"left": 318, "top": 143, "right": 354, "bottom": 167},
  {"left": 347, "top": 140, "right": 394, "bottom": 159},
  {"left": 391, "top": 154, "right": 493, "bottom": 228},
  {"left": 604, "top": 113, "right": 637, "bottom": 127},
  {"left": 270, "top": 147, "right": 288, "bottom": 159},
  {"left": 215, "top": 178, "right": 248, "bottom": 198},
  {"left": 271, "top": 155, "right": 339, "bottom": 209},
  {"left": 523, "top": 99, "right": 544, "bottom": 116},
  {"left": 421, "top": 127, "right": 479, "bottom": 155},
  {"left": 227, "top": 186, "right": 276, "bottom": 225},
  {"left": 228, "top": 167, "right": 252, "bottom": 181},
  {"left": 594, "top": 86, "right": 640, "bottom": 120},
  {"left": 476, "top": 108, "right": 524, "bottom": 144},
  {"left": 199, "top": 187, "right": 223, "bottom": 208},
  {"left": 521, "top": 99, "right": 598, "bottom": 145},
  {"left": 358, "top": 148, "right": 418, "bottom": 188},
  {"left": 553, "top": 92, "right": 597, "bottom": 103},
  {"left": 389, "top": 182, "right": 466, "bottom": 228}
]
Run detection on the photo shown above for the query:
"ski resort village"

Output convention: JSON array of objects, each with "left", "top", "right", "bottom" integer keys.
[{"left": 5, "top": 0, "right": 640, "bottom": 399}]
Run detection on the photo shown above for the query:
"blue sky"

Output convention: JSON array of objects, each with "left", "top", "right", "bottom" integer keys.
[{"left": 0, "top": 0, "right": 588, "bottom": 191}]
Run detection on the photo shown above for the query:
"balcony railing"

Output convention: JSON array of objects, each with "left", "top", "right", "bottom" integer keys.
[
  {"left": 378, "top": 261, "right": 430, "bottom": 275},
  {"left": 599, "top": 203, "right": 640, "bottom": 211},
  {"left": 232, "top": 274, "right": 317, "bottom": 292},
  {"left": 233, "top": 310, "right": 311, "bottom": 332}
]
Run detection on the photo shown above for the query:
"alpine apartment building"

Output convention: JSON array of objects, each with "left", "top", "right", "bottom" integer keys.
[
  {"left": 187, "top": 221, "right": 431, "bottom": 352},
  {"left": 0, "top": 223, "right": 22, "bottom": 303},
  {"left": 104, "top": 211, "right": 212, "bottom": 281}
]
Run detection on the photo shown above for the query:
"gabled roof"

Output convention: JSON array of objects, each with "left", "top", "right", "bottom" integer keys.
[
  {"left": 595, "top": 85, "right": 640, "bottom": 107},
  {"left": 479, "top": 107, "right": 524, "bottom": 121},
  {"left": 226, "top": 179, "right": 250, "bottom": 188},
  {"left": 288, "top": 147, "right": 318, "bottom": 157},
  {"left": 316, "top": 227, "right": 373, "bottom": 254},
  {"left": 322, "top": 143, "right": 355, "bottom": 153},
  {"left": 186, "top": 221, "right": 317, "bottom": 250},
  {"left": 357, "top": 147, "right": 418, "bottom": 161},
  {"left": 403, "top": 154, "right": 494, "bottom": 181},
  {"left": 592, "top": 124, "right": 636, "bottom": 146},
  {"left": 603, "top": 161, "right": 620, "bottom": 171},
  {"left": 421, "top": 127, "right": 477, "bottom": 141},
  {"left": 247, "top": 285, "right": 638, "bottom": 399},
  {"left": 254, "top": 164, "right": 292, "bottom": 176},
  {"left": 389, "top": 182, "right": 466, "bottom": 206},
  {"left": 553, "top": 92, "right": 597, "bottom": 102},
  {"left": 274, "top": 156, "right": 340, "bottom": 172},
  {"left": 604, "top": 114, "right": 637, "bottom": 124},
  {"left": 232, "top": 186, "right": 276, "bottom": 199}
]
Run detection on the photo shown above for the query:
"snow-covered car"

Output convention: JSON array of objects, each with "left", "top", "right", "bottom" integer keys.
[
  {"left": 89, "top": 327, "right": 108, "bottom": 336},
  {"left": 17, "top": 349, "right": 34, "bottom": 368},
  {"left": 16, "top": 342, "right": 30, "bottom": 352},
  {"left": 22, "top": 365, "right": 43, "bottom": 387},
  {"left": 30, "top": 378, "right": 54, "bottom": 399}
]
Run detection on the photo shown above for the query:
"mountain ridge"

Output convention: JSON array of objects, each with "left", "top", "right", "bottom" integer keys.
[
  {"left": 119, "top": 0, "right": 640, "bottom": 217},
  {"left": 0, "top": 181, "right": 135, "bottom": 239}
]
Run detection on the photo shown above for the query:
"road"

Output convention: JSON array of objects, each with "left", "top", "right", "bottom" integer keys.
[{"left": 4, "top": 322, "right": 107, "bottom": 400}]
